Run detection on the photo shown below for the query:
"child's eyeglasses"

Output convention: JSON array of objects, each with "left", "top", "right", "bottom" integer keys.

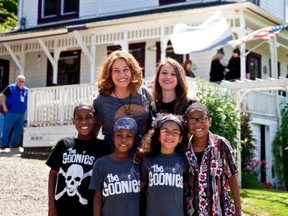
[
  {"left": 187, "top": 116, "right": 209, "bottom": 124},
  {"left": 160, "top": 129, "right": 181, "bottom": 137}
]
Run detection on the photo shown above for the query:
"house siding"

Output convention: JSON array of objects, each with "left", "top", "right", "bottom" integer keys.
[
  {"left": 22, "top": 0, "right": 39, "bottom": 29},
  {"left": 260, "top": 0, "right": 285, "bottom": 20}
]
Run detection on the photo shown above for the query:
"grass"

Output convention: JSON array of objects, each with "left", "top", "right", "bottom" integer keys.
[{"left": 240, "top": 189, "right": 288, "bottom": 216}]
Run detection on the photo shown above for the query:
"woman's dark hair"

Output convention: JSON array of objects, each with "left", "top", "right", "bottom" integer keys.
[{"left": 152, "top": 58, "right": 190, "bottom": 114}]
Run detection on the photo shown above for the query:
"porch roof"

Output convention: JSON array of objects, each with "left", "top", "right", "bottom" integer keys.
[{"left": 0, "top": 2, "right": 286, "bottom": 43}]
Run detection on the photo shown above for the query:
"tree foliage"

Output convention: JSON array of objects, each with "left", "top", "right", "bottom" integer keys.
[
  {"left": 194, "top": 79, "right": 240, "bottom": 148},
  {"left": 272, "top": 101, "right": 288, "bottom": 190},
  {"left": 0, "top": 0, "right": 18, "bottom": 32}
]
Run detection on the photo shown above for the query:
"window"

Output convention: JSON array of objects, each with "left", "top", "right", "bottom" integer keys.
[
  {"left": 0, "top": 59, "right": 9, "bottom": 91},
  {"left": 159, "top": 0, "right": 185, "bottom": 6},
  {"left": 46, "top": 50, "right": 81, "bottom": 86},
  {"left": 166, "top": 41, "right": 183, "bottom": 65},
  {"left": 246, "top": 52, "right": 261, "bottom": 80},
  {"left": 248, "top": 0, "right": 260, "bottom": 6},
  {"left": 38, "top": 0, "right": 79, "bottom": 24}
]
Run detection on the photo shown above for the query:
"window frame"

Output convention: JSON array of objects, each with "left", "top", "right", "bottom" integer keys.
[
  {"left": 46, "top": 50, "right": 81, "bottom": 86},
  {"left": 38, "top": 0, "right": 79, "bottom": 24},
  {"left": 159, "top": 0, "right": 185, "bottom": 6}
]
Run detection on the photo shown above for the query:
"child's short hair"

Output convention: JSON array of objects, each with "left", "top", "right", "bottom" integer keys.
[
  {"left": 114, "top": 117, "right": 138, "bottom": 134},
  {"left": 184, "top": 102, "right": 210, "bottom": 119},
  {"left": 73, "top": 103, "right": 94, "bottom": 117}
]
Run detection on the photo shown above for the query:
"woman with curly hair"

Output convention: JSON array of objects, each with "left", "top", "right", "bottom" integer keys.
[{"left": 93, "top": 50, "right": 151, "bottom": 148}]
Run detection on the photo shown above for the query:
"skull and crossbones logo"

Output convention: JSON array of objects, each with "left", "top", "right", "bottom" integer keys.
[{"left": 55, "top": 164, "right": 92, "bottom": 205}]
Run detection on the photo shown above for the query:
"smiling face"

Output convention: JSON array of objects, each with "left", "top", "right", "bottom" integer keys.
[
  {"left": 158, "top": 63, "right": 178, "bottom": 92},
  {"left": 16, "top": 75, "right": 26, "bottom": 90},
  {"left": 186, "top": 109, "right": 211, "bottom": 140},
  {"left": 158, "top": 121, "right": 182, "bottom": 154},
  {"left": 113, "top": 129, "right": 135, "bottom": 154},
  {"left": 111, "top": 58, "right": 132, "bottom": 90},
  {"left": 73, "top": 106, "right": 95, "bottom": 140}
]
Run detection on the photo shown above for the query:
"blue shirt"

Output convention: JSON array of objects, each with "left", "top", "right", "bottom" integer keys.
[{"left": 4, "top": 83, "right": 28, "bottom": 114}]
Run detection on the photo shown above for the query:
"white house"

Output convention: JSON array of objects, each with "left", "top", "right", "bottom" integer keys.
[{"left": 0, "top": 0, "right": 288, "bottom": 187}]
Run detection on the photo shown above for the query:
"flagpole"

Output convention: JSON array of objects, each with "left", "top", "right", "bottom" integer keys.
[{"left": 244, "top": 40, "right": 266, "bottom": 56}]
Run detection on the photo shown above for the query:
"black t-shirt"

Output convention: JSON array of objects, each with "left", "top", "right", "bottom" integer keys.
[
  {"left": 195, "top": 151, "right": 204, "bottom": 167},
  {"left": 150, "top": 98, "right": 197, "bottom": 117},
  {"left": 46, "top": 137, "right": 112, "bottom": 216}
]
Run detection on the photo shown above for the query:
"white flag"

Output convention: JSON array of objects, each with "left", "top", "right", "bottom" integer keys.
[{"left": 170, "top": 10, "right": 232, "bottom": 54}]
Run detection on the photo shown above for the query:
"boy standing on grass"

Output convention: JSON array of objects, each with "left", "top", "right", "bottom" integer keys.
[
  {"left": 89, "top": 117, "right": 141, "bottom": 216},
  {"left": 46, "top": 103, "right": 111, "bottom": 216}
]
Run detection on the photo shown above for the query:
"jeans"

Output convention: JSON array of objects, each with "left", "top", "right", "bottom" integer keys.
[
  {"left": 0, "top": 112, "right": 25, "bottom": 148},
  {"left": 0, "top": 114, "right": 4, "bottom": 137}
]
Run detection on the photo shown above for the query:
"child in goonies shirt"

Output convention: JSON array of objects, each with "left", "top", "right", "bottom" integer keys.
[
  {"left": 90, "top": 117, "right": 141, "bottom": 216},
  {"left": 141, "top": 114, "right": 189, "bottom": 216},
  {"left": 46, "top": 103, "right": 111, "bottom": 216}
]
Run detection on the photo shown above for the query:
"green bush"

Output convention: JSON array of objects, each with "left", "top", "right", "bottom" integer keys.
[
  {"left": 194, "top": 79, "right": 240, "bottom": 148},
  {"left": 272, "top": 101, "right": 288, "bottom": 190}
]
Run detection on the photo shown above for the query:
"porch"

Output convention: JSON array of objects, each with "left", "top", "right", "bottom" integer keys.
[{"left": 23, "top": 78, "right": 288, "bottom": 148}]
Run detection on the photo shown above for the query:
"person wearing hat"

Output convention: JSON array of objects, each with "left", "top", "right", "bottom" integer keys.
[
  {"left": 140, "top": 114, "right": 189, "bottom": 216},
  {"left": 90, "top": 117, "right": 141, "bottom": 216},
  {"left": 209, "top": 48, "right": 225, "bottom": 83}
]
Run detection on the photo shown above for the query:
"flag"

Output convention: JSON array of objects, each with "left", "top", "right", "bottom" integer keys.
[
  {"left": 170, "top": 10, "right": 232, "bottom": 54},
  {"left": 228, "top": 25, "right": 288, "bottom": 47}
]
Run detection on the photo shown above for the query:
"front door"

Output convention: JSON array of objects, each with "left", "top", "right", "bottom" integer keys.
[{"left": 0, "top": 59, "right": 9, "bottom": 91}]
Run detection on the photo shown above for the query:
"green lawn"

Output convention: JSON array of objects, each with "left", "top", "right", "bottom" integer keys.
[{"left": 241, "top": 189, "right": 288, "bottom": 216}]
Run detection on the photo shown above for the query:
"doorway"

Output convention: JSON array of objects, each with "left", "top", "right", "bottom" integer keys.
[{"left": 0, "top": 59, "right": 10, "bottom": 91}]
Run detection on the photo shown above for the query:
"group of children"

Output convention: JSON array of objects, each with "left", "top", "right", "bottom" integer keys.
[{"left": 46, "top": 102, "right": 241, "bottom": 216}]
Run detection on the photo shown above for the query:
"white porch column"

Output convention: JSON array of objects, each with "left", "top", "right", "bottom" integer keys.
[
  {"left": 53, "top": 50, "right": 60, "bottom": 84},
  {"left": 38, "top": 39, "right": 59, "bottom": 84},
  {"left": 3, "top": 42, "right": 25, "bottom": 75},
  {"left": 269, "top": 37, "right": 278, "bottom": 78},
  {"left": 73, "top": 31, "right": 96, "bottom": 84},
  {"left": 90, "top": 35, "right": 96, "bottom": 84},
  {"left": 160, "top": 26, "right": 169, "bottom": 60},
  {"left": 116, "top": 41, "right": 128, "bottom": 52},
  {"left": 239, "top": 10, "right": 247, "bottom": 81}
]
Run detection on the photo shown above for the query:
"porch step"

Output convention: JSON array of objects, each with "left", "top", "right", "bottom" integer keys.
[{"left": 22, "top": 147, "right": 52, "bottom": 160}]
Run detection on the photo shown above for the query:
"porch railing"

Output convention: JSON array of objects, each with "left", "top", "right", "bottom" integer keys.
[
  {"left": 27, "top": 78, "right": 199, "bottom": 127},
  {"left": 27, "top": 83, "right": 98, "bottom": 127},
  {"left": 26, "top": 78, "right": 287, "bottom": 127}
]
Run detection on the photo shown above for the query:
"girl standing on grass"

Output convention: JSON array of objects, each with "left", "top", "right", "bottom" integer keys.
[
  {"left": 141, "top": 114, "right": 189, "bottom": 216},
  {"left": 46, "top": 103, "right": 111, "bottom": 216},
  {"left": 184, "top": 102, "right": 242, "bottom": 216},
  {"left": 89, "top": 117, "right": 141, "bottom": 216}
]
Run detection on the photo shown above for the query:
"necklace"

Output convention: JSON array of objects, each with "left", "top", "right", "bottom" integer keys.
[{"left": 114, "top": 91, "right": 132, "bottom": 116}]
